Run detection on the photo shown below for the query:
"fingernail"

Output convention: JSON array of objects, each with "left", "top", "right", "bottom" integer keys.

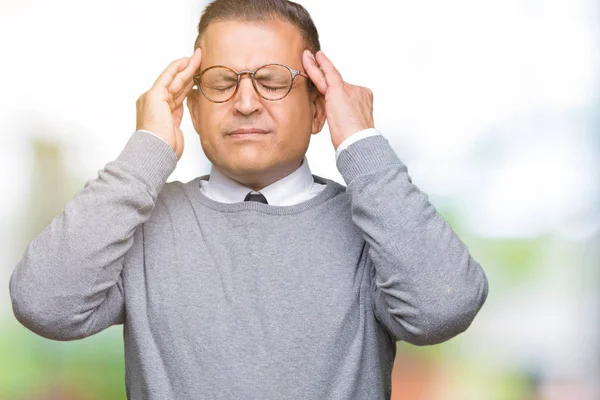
[{"left": 306, "top": 50, "right": 316, "bottom": 62}]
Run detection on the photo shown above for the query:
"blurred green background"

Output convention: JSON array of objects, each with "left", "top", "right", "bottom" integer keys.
[{"left": 1, "top": 0, "right": 599, "bottom": 399}]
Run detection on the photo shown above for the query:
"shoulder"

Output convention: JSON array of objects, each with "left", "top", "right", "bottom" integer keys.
[
  {"left": 312, "top": 174, "right": 350, "bottom": 210},
  {"left": 314, "top": 174, "right": 347, "bottom": 194},
  {"left": 155, "top": 175, "right": 207, "bottom": 207}
]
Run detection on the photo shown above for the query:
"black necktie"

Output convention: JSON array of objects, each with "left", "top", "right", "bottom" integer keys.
[{"left": 244, "top": 192, "right": 268, "bottom": 204}]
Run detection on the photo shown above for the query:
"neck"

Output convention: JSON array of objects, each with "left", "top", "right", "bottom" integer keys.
[{"left": 218, "top": 159, "right": 303, "bottom": 192}]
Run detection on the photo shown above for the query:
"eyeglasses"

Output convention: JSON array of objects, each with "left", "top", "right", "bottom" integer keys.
[{"left": 192, "top": 63, "right": 309, "bottom": 103}]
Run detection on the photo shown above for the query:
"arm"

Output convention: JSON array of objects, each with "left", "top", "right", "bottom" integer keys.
[
  {"left": 302, "top": 49, "right": 488, "bottom": 346},
  {"left": 9, "top": 47, "right": 202, "bottom": 341},
  {"left": 9, "top": 131, "right": 176, "bottom": 340},
  {"left": 337, "top": 134, "right": 489, "bottom": 345}
]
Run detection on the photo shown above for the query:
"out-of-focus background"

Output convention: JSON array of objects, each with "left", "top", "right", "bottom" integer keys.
[{"left": 1, "top": 0, "right": 599, "bottom": 399}]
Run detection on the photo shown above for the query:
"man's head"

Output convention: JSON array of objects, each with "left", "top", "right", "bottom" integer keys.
[{"left": 186, "top": 0, "right": 327, "bottom": 191}]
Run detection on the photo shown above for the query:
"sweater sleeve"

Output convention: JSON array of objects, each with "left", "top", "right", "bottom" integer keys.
[
  {"left": 9, "top": 131, "right": 177, "bottom": 341},
  {"left": 336, "top": 134, "right": 489, "bottom": 345}
]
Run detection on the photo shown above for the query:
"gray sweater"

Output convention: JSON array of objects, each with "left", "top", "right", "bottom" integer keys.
[{"left": 9, "top": 131, "right": 489, "bottom": 399}]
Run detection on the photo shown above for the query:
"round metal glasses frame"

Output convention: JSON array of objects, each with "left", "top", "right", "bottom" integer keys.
[{"left": 192, "top": 63, "right": 310, "bottom": 103}]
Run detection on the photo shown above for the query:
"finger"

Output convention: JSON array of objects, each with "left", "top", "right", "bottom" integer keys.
[
  {"left": 172, "top": 79, "right": 194, "bottom": 108},
  {"left": 302, "top": 50, "right": 327, "bottom": 95},
  {"left": 169, "top": 48, "right": 203, "bottom": 95},
  {"left": 152, "top": 57, "right": 189, "bottom": 91},
  {"left": 315, "top": 51, "right": 344, "bottom": 88},
  {"left": 172, "top": 104, "right": 184, "bottom": 126},
  {"left": 171, "top": 54, "right": 199, "bottom": 102}
]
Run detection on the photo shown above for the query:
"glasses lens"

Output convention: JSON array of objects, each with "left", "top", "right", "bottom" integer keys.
[
  {"left": 254, "top": 65, "right": 293, "bottom": 100},
  {"left": 200, "top": 67, "right": 238, "bottom": 102}
]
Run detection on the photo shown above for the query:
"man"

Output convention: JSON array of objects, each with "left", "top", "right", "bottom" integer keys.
[{"left": 9, "top": 0, "right": 489, "bottom": 399}]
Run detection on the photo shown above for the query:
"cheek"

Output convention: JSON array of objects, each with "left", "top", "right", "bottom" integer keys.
[
  {"left": 196, "top": 103, "right": 224, "bottom": 136},
  {"left": 268, "top": 105, "right": 313, "bottom": 161},
  {"left": 271, "top": 100, "right": 313, "bottom": 137},
  {"left": 193, "top": 104, "right": 228, "bottom": 159}
]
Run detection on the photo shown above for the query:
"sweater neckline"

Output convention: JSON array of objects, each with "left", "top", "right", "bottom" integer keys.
[{"left": 186, "top": 173, "right": 343, "bottom": 215}]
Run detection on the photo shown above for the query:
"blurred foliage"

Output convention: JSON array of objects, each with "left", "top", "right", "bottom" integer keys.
[
  {"left": 472, "top": 236, "right": 547, "bottom": 283},
  {"left": 0, "top": 317, "right": 126, "bottom": 400}
]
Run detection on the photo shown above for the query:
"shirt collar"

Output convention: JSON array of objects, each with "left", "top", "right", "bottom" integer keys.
[{"left": 205, "top": 156, "right": 315, "bottom": 206}]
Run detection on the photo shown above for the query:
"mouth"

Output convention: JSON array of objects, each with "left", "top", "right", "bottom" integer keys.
[{"left": 227, "top": 128, "right": 270, "bottom": 138}]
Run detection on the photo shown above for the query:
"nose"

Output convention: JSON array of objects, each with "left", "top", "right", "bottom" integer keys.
[{"left": 232, "top": 73, "right": 262, "bottom": 116}]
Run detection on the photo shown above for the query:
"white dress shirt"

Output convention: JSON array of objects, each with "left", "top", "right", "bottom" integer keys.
[
  {"left": 137, "top": 128, "right": 381, "bottom": 206},
  {"left": 200, "top": 156, "right": 324, "bottom": 206}
]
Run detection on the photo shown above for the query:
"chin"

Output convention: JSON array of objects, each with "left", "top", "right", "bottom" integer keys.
[{"left": 223, "top": 158, "right": 273, "bottom": 175}]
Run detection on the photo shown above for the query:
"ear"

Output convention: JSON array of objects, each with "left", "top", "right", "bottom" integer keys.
[{"left": 310, "top": 91, "right": 327, "bottom": 135}]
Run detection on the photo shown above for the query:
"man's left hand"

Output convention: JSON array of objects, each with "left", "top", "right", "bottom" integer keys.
[{"left": 302, "top": 50, "right": 375, "bottom": 150}]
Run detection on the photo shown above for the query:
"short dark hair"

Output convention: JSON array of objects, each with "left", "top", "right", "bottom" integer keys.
[{"left": 193, "top": 0, "right": 321, "bottom": 54}]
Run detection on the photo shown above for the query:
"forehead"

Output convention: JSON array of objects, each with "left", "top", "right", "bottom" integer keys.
[{"left": 199, "top": 19, "right": 306, "bottom": 71}]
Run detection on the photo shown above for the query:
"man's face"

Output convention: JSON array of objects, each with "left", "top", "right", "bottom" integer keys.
[{"left": 186, "top": 19, "right": 325, "bottom": 183}]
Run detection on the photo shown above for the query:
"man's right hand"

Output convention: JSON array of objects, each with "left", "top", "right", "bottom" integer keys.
[{"left": 136, "top": 48, "right": 202, "bottom": 160}]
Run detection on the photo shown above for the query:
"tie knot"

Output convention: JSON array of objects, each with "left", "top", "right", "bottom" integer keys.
[{"left": 244, "top": 192, "right": 268, "bottom": 204}]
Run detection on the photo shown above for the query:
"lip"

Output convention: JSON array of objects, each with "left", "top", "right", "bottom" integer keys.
[{"left": 228, "top": 128, "right": 270, "bottom": 136}]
